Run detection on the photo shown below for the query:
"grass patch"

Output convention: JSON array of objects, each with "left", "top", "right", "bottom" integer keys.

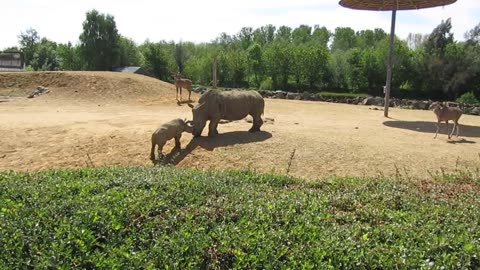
[{"left": 1, "top": 166, "right": 480, "bottom": 268}]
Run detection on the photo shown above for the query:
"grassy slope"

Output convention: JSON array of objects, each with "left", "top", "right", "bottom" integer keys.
[{"left": 1, "top": 166, "right": 480, "bottom": 269}]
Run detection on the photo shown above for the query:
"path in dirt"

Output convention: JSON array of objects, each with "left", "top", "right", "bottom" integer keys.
[{"left": 1, "top": 97, "right": 479, "bottom": 179}]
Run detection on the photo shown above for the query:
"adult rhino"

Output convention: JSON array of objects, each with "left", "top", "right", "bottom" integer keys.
[{"left": 188, "top": 89, "right": 265, "bottom": 137}]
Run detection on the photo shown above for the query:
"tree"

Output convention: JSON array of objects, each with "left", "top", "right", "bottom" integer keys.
[
  {"left": 238, "top": 27, "right": 254, "bottom": 50},
  {"left": 406, "top": 33, "right": 428, "bottom": 49},
  {"left": 345, "top": 48, "right": 367, "bottom": 92},
  {"left": 424, "top": 18, "right": 454, "bottom": 56},
  {"left": 58, "top": 42, "right": 85, "bottom": 70},
  {"left": 18, "top": 28, "right": 40, "bottom": 66},
  {"left": 31, "top": 38, "right": 60, "bottom": 71},
  {"left": 253, "top": 25, "right": 276, "bottom": 46},
  {"left": 79, "top": 9, "right": 120, "bottom": 70},
  {"left": 217, "top": 49, "right": 248, "bottom": 87},
  {"left": 263, "top": 42, "right": 293, "bottom": 90},
  {"left": 247, "top": 43, "right": 263, "bottom": 87},
  {"left": 328, "top": 51, "right": 349, "bottom": 90},
  {"left": 184, "top": 43, "right": 214, "bottom": 85},
  {"left": 421, "top": 19, "right": 456, "bottom": 98},
  {"left": 312, "top": 25, "right": 331, "bottom": 48},
  {"left": 303, "top": 46, "right": 329, "bottom": 90},
  {"left": 292, "top": 25, "right": 312, "bottom": 44},
  {"left": 140, "top": 41, "right": 172, "bottom": 81},
  {"left": 276, "top": 26, "right": 292, "bottom": 43},
  {"left": 118, "top": 36, "right": 142, "bottom": 67},
  {"left": 331, "top": 27, "right": 356, "bottom": 51},
  {"left": 175, "top": 41, "right": 187, "bottom": 73}
]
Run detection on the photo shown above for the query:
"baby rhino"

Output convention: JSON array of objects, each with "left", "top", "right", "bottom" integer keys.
[{"left": 150, "top": 118, "right": 193, "bottom": 161}]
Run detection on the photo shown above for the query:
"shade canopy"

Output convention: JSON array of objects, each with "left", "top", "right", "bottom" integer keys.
[
  {"left": 338, "top": 0, "right": 457, "bottom": 117},
  {"left": 339, "top": 0, "right": 456, "bottom": 11}
]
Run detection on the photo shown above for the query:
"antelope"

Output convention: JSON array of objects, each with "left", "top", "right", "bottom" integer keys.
[
  {"left": 429, "top": 102, "right": 463, "bottom": 139},
  {"left": 172, "top": 72, "right": 193, "bottom": 101}
]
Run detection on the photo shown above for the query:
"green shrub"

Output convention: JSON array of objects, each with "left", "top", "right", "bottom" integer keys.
[
  {"left": 1, "top": 166, "right": 480, "bottom": 268},
  {"left": 456, "top": 91, "right": 479, "bottom": 105},
  {"left": 259, "top": 77, "right": 273, "bottom": 90}
]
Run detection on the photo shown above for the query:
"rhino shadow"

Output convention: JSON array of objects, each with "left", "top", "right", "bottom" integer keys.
[
  {"left": 158, "top": 130, "right": 272, "bottom": 165},
  {"left": 383, "top": 120, "right": 480, "bottom": 139}
]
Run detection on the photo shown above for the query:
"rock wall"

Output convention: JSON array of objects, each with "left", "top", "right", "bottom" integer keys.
[{"left": 192, "top": 87, "right": 480, "bottom": 116}]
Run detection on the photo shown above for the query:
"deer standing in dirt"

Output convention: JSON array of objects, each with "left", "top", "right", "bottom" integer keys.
[
  {"left": 172, "top": 72, "right": 193, "bottom": 101},
  {"left": 429, "top": 102, "right": 463, "bottom": 139}
]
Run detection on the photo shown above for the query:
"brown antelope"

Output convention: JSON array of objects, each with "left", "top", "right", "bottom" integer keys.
[
  {"left": 429, "top": 102, "right": 463, "bottom": 139},
  {"left": 172, "top": 72, "right": 193, "bottom": 101}
]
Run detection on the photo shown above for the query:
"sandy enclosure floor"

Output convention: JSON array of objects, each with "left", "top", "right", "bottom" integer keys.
[{"left": 1, "top": 98, "right": 480, "bottom": 179}]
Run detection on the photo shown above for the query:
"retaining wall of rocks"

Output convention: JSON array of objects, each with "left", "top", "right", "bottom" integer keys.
[{"left": 192, "top": 87, "right": 480, "bottom": 116}]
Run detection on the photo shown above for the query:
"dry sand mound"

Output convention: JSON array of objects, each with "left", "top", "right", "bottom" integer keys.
[{"left": 0, "top": 71, "right": 198, "bottom": 105}]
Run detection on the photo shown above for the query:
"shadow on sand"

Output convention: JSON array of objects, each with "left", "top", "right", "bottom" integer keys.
[
  {"left": 153, "top": 130, "right": 272, "bottom": 166},
  {"left": 383, "top": 120, "right": 480, "bottom": 141},
  {"left": 176, "top": 99, "right": 194, "bottom": 106}
]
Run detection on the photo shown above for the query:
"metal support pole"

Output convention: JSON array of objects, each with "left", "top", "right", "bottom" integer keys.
[{"left": 384, "top": 2, "right": 397, "bottom": 117}]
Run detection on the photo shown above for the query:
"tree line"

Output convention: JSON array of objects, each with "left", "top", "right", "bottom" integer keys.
[{"left": 2, "top": 9, "right": 479, "bottom": 101}]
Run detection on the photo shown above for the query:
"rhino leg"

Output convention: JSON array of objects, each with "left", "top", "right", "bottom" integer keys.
[
  {"left": 249, "top": 115, "right": 263, "bottom": 132},
  {"left": 174, "top": 135, "right": 181, "bottom": 148},
  {"left": 157, "top": 144, "right": 165, "bottom": 161},
  {"left": 208, "top": 119, "right": 220, "bottom": 137}
]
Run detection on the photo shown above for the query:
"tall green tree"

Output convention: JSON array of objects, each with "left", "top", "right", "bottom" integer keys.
[
  {"left": 30, "top": 38, "right": 60, "bottom": 71},
  {"left": 303, "top": 45, "right": 329, "bottom": 90},
  {"left": 276, "top": 26, "right": 292, "bottom": 43},
  {"left": 312, "top": 25, "right": 331, "bottom": 48},
  {"left": 184, "top": 43, "right": 214, "bottom": 85},
  {"left": 140, "top": 41, "right": 172, "bottom": 81},
  {"left": 253, "top": 25, "right": 276, "bottom": 46},
  {"left": 422, "top": 18, "right": 455, "bottom": 98},
  {"left": 345, "top": 48, "right": 367, "bottom": 92},
  {"left": 331, "top": 27, "right": 356, "bottom": 51},
  {"left": 263, "top": 42, "right": 293, "bottom": 90},
  {"left": 175, "top": 41, "right": 187, "bottom": 73},
  {"left": 58, "top": 42, "right": 85, "bottom": 70},
  {"left": 292, "top": 25, "right": 312, "bottom": 44},
  {"left": 238, "top": 27, "right": 254, "bottom": 50},
  {"left": 18, "top": 28, "right": 40, "bottom": 66},
  {"left": 79, "top": 9, "right": 120, "bottom": 70},
  {"left": 424, "top": 18, "right": 454, "bottom": 56},
  {"left": 247, "top": 43, "right": 263, "bottom": 87},
  {"left": 118, "top": 36, "right": 142, "bottom": 67}
]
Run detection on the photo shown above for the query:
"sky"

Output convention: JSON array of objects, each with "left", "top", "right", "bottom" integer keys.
[{"left": 1, "top": 0, "right": 479, "bottom": 49}]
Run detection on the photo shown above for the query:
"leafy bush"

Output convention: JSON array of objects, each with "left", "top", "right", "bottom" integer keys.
[
  {"left": 1, "top": 166, "right": 480, "bottom": 268},
  {"left": 259, "top": 77, "right": 273, "bottom": 90},
  {"left": 456, "top": 91, "right": 479, "bottom": 105}
]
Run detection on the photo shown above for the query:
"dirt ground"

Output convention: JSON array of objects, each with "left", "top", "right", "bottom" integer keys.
[{"left": 1, "top": 72, "right": 480, "bottom": 180}]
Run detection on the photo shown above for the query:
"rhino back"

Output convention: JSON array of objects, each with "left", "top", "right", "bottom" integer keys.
[
  {"left": 153, "top": 118, "right": 185, "bottom": 140},
  {"left": 220, "top": 90, "right": 264, "bottom": 120}
]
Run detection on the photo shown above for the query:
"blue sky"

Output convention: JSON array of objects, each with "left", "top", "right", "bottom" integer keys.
[{"left": 1, "top": 0, "right": 479, "bottom": 49}]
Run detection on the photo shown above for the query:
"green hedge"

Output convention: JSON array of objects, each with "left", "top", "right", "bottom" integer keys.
[{"left": 1, "top": 166, "right": 479, "bottom": 269}]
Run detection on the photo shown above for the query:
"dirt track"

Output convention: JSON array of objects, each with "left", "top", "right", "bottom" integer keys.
[{"left": 1, "top": 72, "right": 479, "bottom": 179}]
